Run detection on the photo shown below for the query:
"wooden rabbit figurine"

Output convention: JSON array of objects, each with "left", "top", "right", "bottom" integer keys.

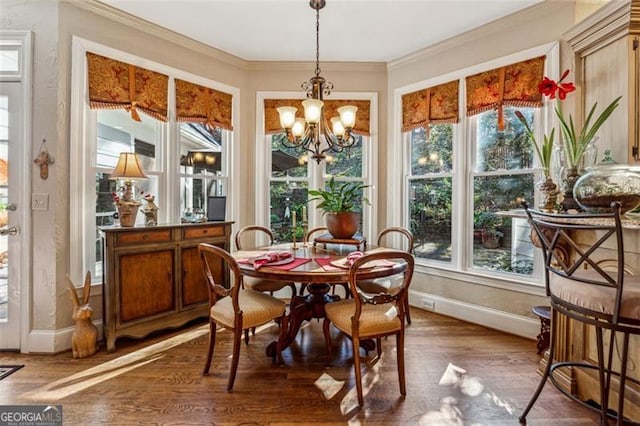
[{"left": 68, "top": 272, "right": 98, "bottom": 358}]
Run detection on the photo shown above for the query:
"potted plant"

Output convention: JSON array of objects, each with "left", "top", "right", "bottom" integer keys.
[
  {"left": 474, "top": 211, "right": 504, "bottom": 249},
  {"left": 308, "top": 176, "right": 370, "bottom": 239}
]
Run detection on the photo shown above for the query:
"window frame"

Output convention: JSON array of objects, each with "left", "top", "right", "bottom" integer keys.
[
  {"left": 69, "top": 36, "right": 240, "bottom": 285},
  {"left": 255, "top": 91, "right": 378, "bottom": 242},
  {"left": 391, "top": 42, "right": 560, "bottom": 293}
]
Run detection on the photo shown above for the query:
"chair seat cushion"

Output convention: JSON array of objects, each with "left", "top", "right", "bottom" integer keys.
[
  {"left": 550, "top": 271, "right": 640, "bottom": 320},
  {"left": 243, "top": 276, "right": 293, "bottom": 293},
  {"left": 325, "top": 299, "right": 402, "bottom": 338},
  {"left": 211, "top": 289, "right": 286, "bottom": 329}
]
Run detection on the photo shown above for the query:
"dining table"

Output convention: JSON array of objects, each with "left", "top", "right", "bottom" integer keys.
[{"left": 233, "top": 243, "right": 408, "bottom": 358}]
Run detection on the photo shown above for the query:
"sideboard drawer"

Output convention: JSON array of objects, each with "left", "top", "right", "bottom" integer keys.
[
  {"left": 183, "top": 226, "right": 225, "bottom": 240},
  {"left": 117, "top": 230, "right": 173, "bottom": 245}
]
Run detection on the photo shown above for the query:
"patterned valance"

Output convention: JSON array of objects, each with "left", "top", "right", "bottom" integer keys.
[
  {"left": 466, "top": 55, "right": 545, "bottom": 130},
  {"left": 86, "top": 52, "right": 168, "bottom": 122},
  {"left": 401, "top": 80, "right": 459, "bottom": 133},
  {"left": 264, "top": 99, "right": 370, "bottom": 136},
  {"left": 175, "top": 79, "right": 233, "bottom": 131}
]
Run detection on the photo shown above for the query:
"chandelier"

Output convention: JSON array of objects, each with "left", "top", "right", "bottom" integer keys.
[{"left": 277, "top": 0, "right": 358, "bottom": 164}]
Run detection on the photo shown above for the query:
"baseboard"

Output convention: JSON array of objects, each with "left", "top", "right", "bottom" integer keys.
[
  {"left": 24, "top": 320, "right": 104, "bottom": 354},
  {"left": 408, "top": 289, "right": 539, "bottom": 340}
]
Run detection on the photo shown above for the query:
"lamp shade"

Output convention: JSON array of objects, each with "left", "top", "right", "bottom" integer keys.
[
  {"left": 302, "top": 99, "right": 323, "bottom": 124},
  {"left": 109, "top": 152, "right": 148, "bottom": 180},
  {"left": 277, "top": 106, "right": 298, "bottom": 129},
  {"left": 337, "top": 105, "right": 358, "bottom": 129}
]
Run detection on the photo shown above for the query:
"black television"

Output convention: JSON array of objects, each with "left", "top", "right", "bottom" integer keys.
[{"left": 206, "top": 196, "right": 226, "bottom": 221}]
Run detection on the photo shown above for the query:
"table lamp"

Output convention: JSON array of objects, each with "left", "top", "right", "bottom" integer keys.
[{"left": 109, "top": 152, "right": 148, "bottom": 202}]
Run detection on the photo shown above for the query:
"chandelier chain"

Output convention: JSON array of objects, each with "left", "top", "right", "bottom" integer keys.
[{"left": 315, "top": 5, "right": 321, "bottom": 77}]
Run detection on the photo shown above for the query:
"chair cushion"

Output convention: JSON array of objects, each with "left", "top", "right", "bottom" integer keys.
[
  {"left": 211, "top": 289, "right": 286, "bottom": 329},
  {"left": 243, "top": 276, "right": 293, "bottom": 293},
  {"left": 325, "top": 299, "right": 402, "bottom": 338},
  {"left": 550, "top": 271, "right": 640, "bottom": 320}
]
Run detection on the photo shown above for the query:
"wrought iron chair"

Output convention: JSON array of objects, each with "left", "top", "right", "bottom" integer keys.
[
  {"left": 198, "top": 243, "right": 286, "bottom": 391},
  {"left": 323, "top": 251, "right": 415, "bottom": 408},
  {"left": 520, "top": 202, "right": 640, "bottom": 425},
  {"left": 357, "top": 227, "right": 415, "bottom": 324},
  {"left": 235, "top": 225, "right": 297, "bottom": 298}
]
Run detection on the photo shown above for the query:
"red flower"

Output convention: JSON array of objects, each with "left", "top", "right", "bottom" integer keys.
[{"left": 538, "top": 69, "right": 576, "bottom": 100}]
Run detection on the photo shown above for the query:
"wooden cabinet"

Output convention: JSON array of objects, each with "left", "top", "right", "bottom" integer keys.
[
  {"left": 565, "top": 0, "right": 639, "bottom": 164},
  {"left": 100, "top": 222, "right": 232, "bottom": 352}
]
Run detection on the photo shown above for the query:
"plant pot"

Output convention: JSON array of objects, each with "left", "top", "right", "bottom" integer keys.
[
  {"left": 325, "top": 212, "right": 360, "bottom": 239},
  {"left": 481, "top": 231, "right": 501, "bottom": 249}
]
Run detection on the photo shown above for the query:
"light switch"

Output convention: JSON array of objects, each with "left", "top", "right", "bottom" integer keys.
[{"left": 32, "top": 193, "right": 49, "bottom": 211}]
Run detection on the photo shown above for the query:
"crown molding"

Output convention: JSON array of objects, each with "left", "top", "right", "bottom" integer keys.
[
  {"left": 387, "top": 1, "right": 568, "bottom": 71},
  {"left": 247, "top": 60, "right": 386, "bottom": 73},
  {"left": 67, "top": 0, "right": 248, "bottom": 70},
  {"left": 565, "top": 0, "right": 639, "bottom": 55}
]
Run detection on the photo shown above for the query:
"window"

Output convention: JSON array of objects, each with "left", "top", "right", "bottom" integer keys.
[
  {"left": 471, "top": 108, "right": 535, "bottom": 275},
  {"left": 258, "top": 93, "right": 377, "bottom": 243},
  {"left": 398, "top": 44, "right": 557, "bottom": 285},
  {"left": 268, "top": 133, "right": 368, "bottom": 243},
  {"left": 408, "top": 124, "right": 453, "bottom": 262},
  {"left": 70, "top": 38, "right": 238, "bottom": 285}
]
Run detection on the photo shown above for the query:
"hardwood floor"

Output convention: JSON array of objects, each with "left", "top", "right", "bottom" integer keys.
[{"left": 0, "top": 308, "right": 600, "bottom": 425}]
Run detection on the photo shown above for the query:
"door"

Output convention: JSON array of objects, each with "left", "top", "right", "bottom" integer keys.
[{"left": 0, "top": 32, "right": 30, "bottom": 350}]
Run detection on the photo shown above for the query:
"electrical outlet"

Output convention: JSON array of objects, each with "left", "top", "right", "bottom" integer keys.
[
  {"left": 421, "top": 298, "right": 435, "bottom": 310},
  {"left": 32, "top": 193, "right": 49, "bottom": 211}
]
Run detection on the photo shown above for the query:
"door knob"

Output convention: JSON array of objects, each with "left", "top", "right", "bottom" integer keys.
[
  {"left": 0, "top": 226, "right": 18, "bottom": 236},
  {"left": 5, "top": 203, "right": 17, "bottom": 211}
]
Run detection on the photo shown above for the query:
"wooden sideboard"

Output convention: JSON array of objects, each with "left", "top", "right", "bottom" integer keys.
[{"left": 99, "top": 222, "right": 233, "bottom": 352}]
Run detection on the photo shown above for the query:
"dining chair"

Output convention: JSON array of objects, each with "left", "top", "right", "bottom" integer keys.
[
  {"left": 358, "top": 227, "right": 415, "bottom": 324},
  {"left": 520, "top": 202, "right": 640, "bottom": 426},
  {"left": 235, "top": 225, "right": 297, "bottom": 298},
  {"left": 198, "top": 243, "right": 286, "bottom": 391},
  {"left": 323, "top": 251, "right": 415, "bottom": 408},
  {"left": 302, "top": 226, "right": 351, "bottom": 298}
]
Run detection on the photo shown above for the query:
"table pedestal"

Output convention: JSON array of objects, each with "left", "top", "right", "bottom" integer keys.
[{"left": 266, "top": 283, "right": 375, "bottom": 358}]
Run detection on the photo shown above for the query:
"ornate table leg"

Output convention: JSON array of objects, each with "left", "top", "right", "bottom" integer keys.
[{"left": 266, "top": 283, "right": 338, "bottom": 357}]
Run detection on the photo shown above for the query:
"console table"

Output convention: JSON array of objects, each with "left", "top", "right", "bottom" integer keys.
[
  {"left": 313, "top": 233, "right": 367, "bottom": 251},
  {"left": 99, "top": 221, "right": 233, "bottom": 352}
]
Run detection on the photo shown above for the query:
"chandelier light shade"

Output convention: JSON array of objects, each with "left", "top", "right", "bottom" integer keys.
[
  {"left": 277, "top": 0, "right": 358, "bottom": 163},
  {"left": 109, "top": 152, "right": 148, "bottom": 202}
]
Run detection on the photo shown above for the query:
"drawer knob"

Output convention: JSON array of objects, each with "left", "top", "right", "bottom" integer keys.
[
  {"left": 202, "top": 230, "right": 208, "bottom": 234},
  {"left": 143, "top": 234, "right": 149, "bottom": 239}
]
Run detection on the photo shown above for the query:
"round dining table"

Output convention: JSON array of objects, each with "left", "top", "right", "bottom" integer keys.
[{"left": 233, "top": 244, "right": 408, "bottom": 357}]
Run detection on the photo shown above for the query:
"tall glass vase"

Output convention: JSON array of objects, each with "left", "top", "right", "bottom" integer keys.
[{"left": 553, "top": 138, "right": 598, "bottom": 212}]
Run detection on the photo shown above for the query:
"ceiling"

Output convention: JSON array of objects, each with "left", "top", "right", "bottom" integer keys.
[{"left": 97, "top": 0, "right": 543, "bottom": 63}]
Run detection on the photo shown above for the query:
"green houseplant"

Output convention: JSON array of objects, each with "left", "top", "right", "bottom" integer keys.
[{"left": 308, "top": 176, "right": 370, "bottom": 239}]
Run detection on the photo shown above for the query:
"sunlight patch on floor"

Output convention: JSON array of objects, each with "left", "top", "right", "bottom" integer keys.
[
  {"left": 315, "top": 372, "right": 344, "bottom": 399},
  {"left": 19, "top": 322, "right": 277, "bottom": 402},
  {"left": 418, "top": 362, "right": 515, "bottom": 425},
  {"left": 343, "top": 352, "right": 384, "bottom": 417}
]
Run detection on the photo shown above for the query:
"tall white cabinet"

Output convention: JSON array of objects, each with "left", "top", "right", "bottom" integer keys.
[{"left": 565, "top": 0, "right": 639, "bottom": 165}]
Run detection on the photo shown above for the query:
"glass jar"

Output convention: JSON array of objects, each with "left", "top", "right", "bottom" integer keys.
[{"left": 573, "top": 151, "right": 640, "bottom": 214}]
